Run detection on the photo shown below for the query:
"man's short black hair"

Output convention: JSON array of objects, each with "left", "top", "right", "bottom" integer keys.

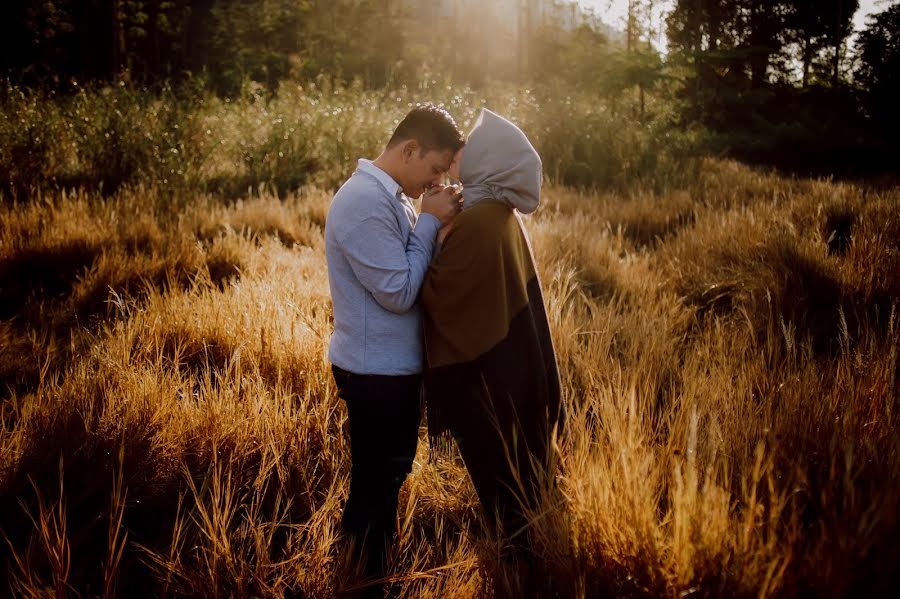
[{"left": 387, "top": 104, "right": 465, "bottom": 154}]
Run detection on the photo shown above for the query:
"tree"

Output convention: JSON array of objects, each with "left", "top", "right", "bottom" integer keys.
[
  {"left": 855, "top": 2, "right": 900, "bottom": 137},
  {"left": 622, "top": 1, "right": 665, "bottom": 118},
  {"left": 785, "top": 0, "right": 848, "bottom": 86},
  {"left": 298, "top": 0, "right": 408, "bottom": 85},
  {"left": 666, "top": 0, "right": 754, "bottom": 122},
  {"left": 741, "top": 0, "right": 789, "bottom": 88},
  {"left": 828, "top": 0, "right": 860, "bottom": 85}
]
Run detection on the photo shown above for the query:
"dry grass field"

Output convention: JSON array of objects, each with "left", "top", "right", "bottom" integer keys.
[{"left": 1, "top": 153, "right": 898, "bottom": 597}]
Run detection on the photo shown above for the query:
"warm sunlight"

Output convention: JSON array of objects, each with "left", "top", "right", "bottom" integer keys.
[{"left": 2, "top": 0, "right": 898, "bottom": 597}]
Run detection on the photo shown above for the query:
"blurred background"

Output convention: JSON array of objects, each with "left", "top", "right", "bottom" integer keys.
[
  {"left": 2, "top": 4, "right": 899, "bottom": 597},
  {"left": 1, "top": 0, "right": 898, "bottom": 192}
]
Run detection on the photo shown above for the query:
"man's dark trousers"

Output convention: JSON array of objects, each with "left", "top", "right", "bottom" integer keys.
[{"left": 332, "top": 365, "right": 422, "bottom": 582}]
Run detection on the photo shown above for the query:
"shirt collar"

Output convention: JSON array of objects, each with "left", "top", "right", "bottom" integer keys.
[{"left": 357, "top": 159, "right": 403, "bottom": 199}]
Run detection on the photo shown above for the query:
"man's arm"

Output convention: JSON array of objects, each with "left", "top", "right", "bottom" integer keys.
[
  {"left": 339, "top": 210, "right": 441, "bottom": 314},
  {"left": 338, "top": 185, "right": 462, "bottom": 314}
]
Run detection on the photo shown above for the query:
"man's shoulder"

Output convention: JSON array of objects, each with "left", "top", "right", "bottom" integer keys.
[
  {"left": 332, "top": 169, "right": 368, "bottom": 200},
  {"left": 327, "top": 171, "right": 394, "bottom": 236},
  {"left": 334, "top": 170, "right": 395, "bottom": 207}
]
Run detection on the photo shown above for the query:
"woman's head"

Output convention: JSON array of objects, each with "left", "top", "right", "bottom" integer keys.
[{"left": 454, "top": 109, "right": 542, "bottom": 214}]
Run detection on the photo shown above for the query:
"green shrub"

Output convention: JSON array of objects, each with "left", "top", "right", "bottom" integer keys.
[{"left": 1, "top": 78, "right": 704, "bottom": 198}]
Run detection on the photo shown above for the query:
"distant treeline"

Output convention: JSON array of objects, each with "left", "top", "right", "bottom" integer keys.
[
  {"left": 0, "top": 1, "right": 412, "bottom": 90},
  {"left": 1, "top": 0, "right": 898, "bottom": 176},
  {"left": 665, "top": 0, "right": 900, "bottom": 174}
]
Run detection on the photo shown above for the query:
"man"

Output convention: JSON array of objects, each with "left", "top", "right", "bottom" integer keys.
[{"left": 324, "top": 104, "right": 465, "bottom": 586}]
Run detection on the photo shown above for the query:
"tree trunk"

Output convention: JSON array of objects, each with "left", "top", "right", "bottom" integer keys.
[
  {"left": 749, "top": 3, "right": 772, "bottom": 88},
  {"left": 712, "top": 0, "right": 723, "bottom": 50},
  {"left": 832, "top": 0, "right": 844, "bottom": 86},
  {"left": 112, "top": 0, "right": 124, "bottom": 78},
  {"left": 147, "top": 0, "right": 160, "bottom": 80},
  {"left": 518, "top": 0, "right": 526, "bottom": 79},
  {"left": 693, "top": 0, "right": 702, "bottom": 53},
  {"left": 627, "top": 0, "right": 636, "bottom": 52},
  {"left": 639, "top": 83, "right": 645, "bottom": 120},
  {"left": 802, "top": 31, "right": 812, "bottom": 87},
  {"left": 185, "top": 0, "right": 214, "bottom": 73}
]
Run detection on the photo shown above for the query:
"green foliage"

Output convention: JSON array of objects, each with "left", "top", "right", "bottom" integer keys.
[
  {"left": 208, "top": 0, "right": 308, "bottom": 94},
  {"left": 0, "top": 79, "right": 703, "bottom": 198},
  {"left": 666, "top": 0, "right": 859, "bottom": 87},
  {"left": 661, "top": 0, "right": 900, "bottom": 175},
  {"left": 855, "top": 3, "right": 900, "bottom": 140},
  {"left": 297, "top": 1, "right": 409, "bottom": 86},
  {"left": 3, "top": 1, "right": 895, "bottom": 182},
  {"left": 68, "top": 85, "right": 190, "bottom": 190},
  {"left": 0, "top": 82, "right": 211, "bottom": 195},
  {"left": 519, "top": 88, "right": 701, "bottom": 192},
  {"left": 0, "top": 1, "right": 410, "bottom": 92},
  {"left": 530, "top": 24, "right": 664, "bottom": 102},
  {"left": 0, "top": 86, "right": 64, "bottom": 193}
]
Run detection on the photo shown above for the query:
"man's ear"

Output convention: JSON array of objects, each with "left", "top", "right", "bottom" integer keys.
[{"left": 401, "top": 139, "right": 419, "bottom": 163}]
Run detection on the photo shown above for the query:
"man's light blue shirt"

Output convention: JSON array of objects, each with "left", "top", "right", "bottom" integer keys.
[{"left": 325, "top": 159, "right": 441, "bottom": 375}]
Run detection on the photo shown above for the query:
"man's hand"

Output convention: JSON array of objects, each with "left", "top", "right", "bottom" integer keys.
[{"left": 421, "top": 184, "right": 463, "bottom": 227}]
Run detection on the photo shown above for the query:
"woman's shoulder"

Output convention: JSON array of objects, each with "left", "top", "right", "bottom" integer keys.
[
  {"left": 456, "top": 200, "right": 513, "bottom": 231},
  {"left": 442, "top": 201, "right": 520, "bottom": 258}
]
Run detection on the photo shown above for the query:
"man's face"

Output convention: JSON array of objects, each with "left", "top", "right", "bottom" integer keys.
[
  {"left": 447, "top": 147, "right": 464, "bottom": 183},
  {"left": 398, "top": 142, "right": 456, "bottom": 198}
]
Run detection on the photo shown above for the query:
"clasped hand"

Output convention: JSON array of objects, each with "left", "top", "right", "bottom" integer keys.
[{"left": 421, "top": 183, "right": 463, "bottom": 226}]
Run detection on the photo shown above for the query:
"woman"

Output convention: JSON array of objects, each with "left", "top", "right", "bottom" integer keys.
[{"left": 421, "top": 109, "right": 563, "bottom": 541}]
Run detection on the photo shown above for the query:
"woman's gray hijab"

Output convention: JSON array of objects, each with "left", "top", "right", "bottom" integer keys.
[{"left": 459, "top": 109, "right": 542, "bottom": 214}]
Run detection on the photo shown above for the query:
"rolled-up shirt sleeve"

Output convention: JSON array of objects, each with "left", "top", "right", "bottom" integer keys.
[{"left": 338, "top": 210, "right": 441, "bottom": 314}]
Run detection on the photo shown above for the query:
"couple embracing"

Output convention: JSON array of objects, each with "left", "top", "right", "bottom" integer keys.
[{"left": 325, "top": 105, "right": 563, "bottom": 592}]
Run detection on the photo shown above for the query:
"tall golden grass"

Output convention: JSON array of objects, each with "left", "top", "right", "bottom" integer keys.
[{"left": 1, "top": 158, "right": 898, "bottom": 597}]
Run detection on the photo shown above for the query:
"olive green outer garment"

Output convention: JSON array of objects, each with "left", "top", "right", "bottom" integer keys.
[{"left": 421, "top": 200, "right": 562, "bottom": 451}]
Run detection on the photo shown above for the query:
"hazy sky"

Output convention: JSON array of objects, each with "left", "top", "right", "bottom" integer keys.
[{"left": 577, "top": 0, "right": 886, "bottom": 48}]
